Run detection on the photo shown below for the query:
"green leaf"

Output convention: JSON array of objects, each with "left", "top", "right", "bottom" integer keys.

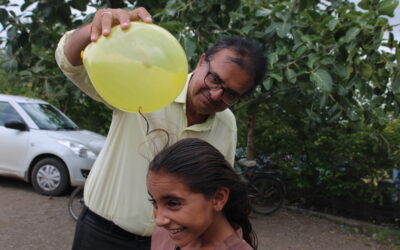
[
  {"left": 328, "top": 103, "right": 339, "bottom": 116},
  {"left": 269, "top": 73, "right": 283, "bottom": 82},
  {"left": 263, "top": 78, "right": 273, "bottom": 90},
  {"left": 241, "top": 24, "right": 254, "bottom": 35},
  {"left": 0, "top": 8, "right": 8, "bottom": 25},
  {"left": 276, "top": 21, "right": 291, "bottom": 38},
  {"left": 286, "top": 68, "right": 296, "bottom": 83},
  {"left": 378, "top": 0, "right": 399, "bottom": 17},
  {"left": 295, "top": 45, "right": 307, "bottom": 58},
  {"left": 392, "top": 73, "right": 400, "bottom": 94},
  {"left": 255, "top": 7, "right": 271, "bottom": 17},
  {"left": 6, "top": 26, "right": 17, "bottom": 40},
  {"left": 345, "top": 27, "right": 360, "bottom": 42},
  {"left": 328, "top": 111, "right": 342, "bottom": 123},
  {"left": 321, "top": 57, "right": 334, "bottom": 66},
  {"left": 225, "top": 0, "right": 241, "bottom": 11},
  {"left": 265, "top": 22, "right": 279, "bottom": 34},
  {"left": 358, "top": 0, "right": 370, "bottom": 10},
  {"left": 2, "top": 58, "right": 17, "bottom": 72},
  {"left": 307, "top": 53, "right": 319, "bottom": 69},
  {"left": 319, "top": 94, "right": 327, "bottom": 109},
  {"left": 21, "top": 2, "right": 34, "bottom": 11},
  {"left": 183, "top": 37, "right": 196, "bottom": 60},
  {"left": 337, "top": 85, "right": 348, "bottom": 96},
  {"left": 18, "top": 70, "right": 32, "bottom": 77},
  {"left": 327, "top": 18, "right": 338, "bottom": 31},
  {"left": 361, "top": 62, "right": 372, "bottom": 79},
  {"left": 388, "top": 32, "right": 394, "bottom": 48},
  {"left": 396, "top": 46, "right": 400, "bottom": 70},
  {"left": 165, "top": 8, "right": 177, "bottom": 16},
  {"left": 310, "top": 69, "right": 333, "bottom": 92},
  {"left": 333, "top": 62, "right": 347, "bottom": 78},
  {"left": 268, "top": 53, "right": 278, "bottom": 65},
  {"left": 306, "top": 109, "right": 321, "bottom": 123},
  {"left": 159, "top": 21, "right": 183, "bottom": 32},
  {"left": 32, "top": 65, "right": 45, "bottom": 73}
]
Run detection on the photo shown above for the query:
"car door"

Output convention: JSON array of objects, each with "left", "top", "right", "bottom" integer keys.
[{"left": 0, "top": 101, "right": 30, "bottom": 177}]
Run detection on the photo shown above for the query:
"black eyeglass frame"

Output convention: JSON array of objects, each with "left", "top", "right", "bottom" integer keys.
[{"left": 203, "top": 59, "right": 242, "bottom": 106}]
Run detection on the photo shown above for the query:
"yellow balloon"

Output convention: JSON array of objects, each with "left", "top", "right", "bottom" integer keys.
[{"left": 82, "top": 22, "right": 188, "bottom": 113}]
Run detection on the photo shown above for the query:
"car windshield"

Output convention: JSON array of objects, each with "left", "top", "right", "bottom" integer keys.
[{"left": 19, "top": 103, "right": 80, "bottom": 130}]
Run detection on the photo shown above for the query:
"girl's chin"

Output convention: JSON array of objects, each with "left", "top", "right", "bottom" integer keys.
[{"left": 173, "top": 239, "right": 192, "bottom": 249}]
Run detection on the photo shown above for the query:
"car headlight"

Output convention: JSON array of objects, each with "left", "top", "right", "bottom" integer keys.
[{"left": 58, "top": 140, "right": 97, "bottom": 159}]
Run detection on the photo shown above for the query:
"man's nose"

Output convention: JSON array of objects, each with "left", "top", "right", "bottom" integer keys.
[
  {"left": 209, "top": 88, "right": 224, "bottom": 101},
  {"left": 154, "top": 208, "right": 170, "bottom": 226}
]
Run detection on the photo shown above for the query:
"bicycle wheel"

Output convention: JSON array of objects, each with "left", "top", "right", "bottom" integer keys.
[
  {"left": 248, "top": 176, "right": 285, "bottom": 215},
  {"left": 68, "top": 185, "right": 84, "bottom": 221}
]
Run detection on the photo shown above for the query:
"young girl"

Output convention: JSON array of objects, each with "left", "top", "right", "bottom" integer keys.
[{"left": 147, "top": 138, "right": 256, "bottom": 250}]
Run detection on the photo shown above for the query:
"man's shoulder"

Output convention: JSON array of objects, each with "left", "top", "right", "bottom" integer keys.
[
  {"left": 216, "top": 108, "right": 235, "bottom": 120},
  {"left": 215, "top": 108, "right": 236, "bottom": 130}
]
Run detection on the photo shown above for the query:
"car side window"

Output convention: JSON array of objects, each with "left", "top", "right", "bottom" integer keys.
[{"left": 0, "top": 101, "right": 24, "bottom": 126}]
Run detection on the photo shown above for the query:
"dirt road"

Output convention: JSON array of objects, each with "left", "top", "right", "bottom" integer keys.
[{"left": 0, "top": 176, "right": 391, "bottom": 250}]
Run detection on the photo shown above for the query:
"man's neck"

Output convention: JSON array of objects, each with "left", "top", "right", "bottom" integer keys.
[{"left": 186, "top": 107, "right": 208, "bottom": 126}]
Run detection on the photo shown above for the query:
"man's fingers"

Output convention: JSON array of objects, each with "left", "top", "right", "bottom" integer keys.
[
  {"left": 90, "top": 7, "right": 152, "bottom": 42},
  {"left": 90, "top": 13, "right": 102, "bottom": 41},
  {"left": 130, "top": 7, "right": 152, "bottom": 23},
  {"left": 114, "top": 9, "right": 131, "bottom": 30},
  {"left": 100, "top": 10, "right": 114, "bottom": 36}
]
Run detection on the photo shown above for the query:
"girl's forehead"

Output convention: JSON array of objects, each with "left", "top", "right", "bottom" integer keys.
[{"left": 147, "top": 171, "right": 189, "bottom": 191}]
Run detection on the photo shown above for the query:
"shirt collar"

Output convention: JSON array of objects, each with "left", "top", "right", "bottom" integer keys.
[{"left": 174, "top": 73, "right": 193, "bottom": 104}]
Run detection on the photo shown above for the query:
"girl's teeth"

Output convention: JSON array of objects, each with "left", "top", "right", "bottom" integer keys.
[{"left": 170, "top": 229, "right": 183, "bottom": 234}]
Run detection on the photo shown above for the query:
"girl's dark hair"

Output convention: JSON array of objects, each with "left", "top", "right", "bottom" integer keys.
[
  {"left": 148, "top": 138, "right": 257, "bottom": 249},
  {"left": 205, "top": 36, "right": 267, "bottom": 95}
]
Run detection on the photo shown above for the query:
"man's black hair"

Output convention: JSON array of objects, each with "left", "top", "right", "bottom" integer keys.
[{"left": 205, "top": 36, "right": 267, "bottom": 94}]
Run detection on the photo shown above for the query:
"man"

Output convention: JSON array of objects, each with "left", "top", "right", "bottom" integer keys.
[{"left": 55, "top": 7, "right": 266, "bottom": 250}]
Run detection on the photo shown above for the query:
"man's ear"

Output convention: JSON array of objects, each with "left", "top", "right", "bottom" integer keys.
[
  {"left": 212, "top": 187, "right": 230, "bottom": 211},
  {"left": 194, "top": 53, "right": 207, "bottom": 70}
]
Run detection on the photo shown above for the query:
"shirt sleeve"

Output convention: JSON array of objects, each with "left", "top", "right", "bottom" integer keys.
[
  {"left": 227, "top": 121, "right": 237, "bottom": 166},
  {"left": 223, "top": 111, "right": 237, "bottom": 167},
  {"left": 55, "top": 30, "right": 112, "bottom": 106}
]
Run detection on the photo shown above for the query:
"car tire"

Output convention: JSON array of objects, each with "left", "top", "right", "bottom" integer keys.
[{"left": 31, "top": 158, "right": 69, "bottom": 196}]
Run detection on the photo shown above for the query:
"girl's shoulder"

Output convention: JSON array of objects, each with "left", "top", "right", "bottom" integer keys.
[{"left": 220, "top": 228, "right": 254, "bottom": 250}]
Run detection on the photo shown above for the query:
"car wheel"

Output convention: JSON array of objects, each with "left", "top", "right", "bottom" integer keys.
[{"left": 31, "top": 158, "right": 69, "bottom": 196}]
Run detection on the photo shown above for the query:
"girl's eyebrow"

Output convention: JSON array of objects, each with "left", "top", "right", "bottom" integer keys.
[
  {"left": 160, "top": 195, "right": 184, "bottom": 201},
  {"left": 147, "top": 192, "right": 184, "bottom": 201}
]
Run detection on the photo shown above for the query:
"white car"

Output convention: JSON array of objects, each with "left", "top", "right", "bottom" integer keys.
[{"left": 0, "top": 94, "right": 106, "bottom": 196}]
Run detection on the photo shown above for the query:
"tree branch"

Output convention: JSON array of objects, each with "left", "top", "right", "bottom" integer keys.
[{"left": 233, "top": 85, "right": 300, "bottom": 112}]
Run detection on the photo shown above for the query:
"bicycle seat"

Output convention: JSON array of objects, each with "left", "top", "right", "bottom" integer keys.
[{"left": 238, "top": 159, "right": 257, "bottom": 168}]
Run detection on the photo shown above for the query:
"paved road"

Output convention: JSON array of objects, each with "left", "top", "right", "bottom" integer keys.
[{"left": 0, "top": 176, "right": 391, "bottom": 250}]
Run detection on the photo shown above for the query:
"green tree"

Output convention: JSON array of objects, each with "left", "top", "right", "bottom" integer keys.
[
  {"left": 1, "top": 0, "right": 398, "bottom": 135},
  {"left": 1, "top": 0, "right": 399, "bottom": 220}
]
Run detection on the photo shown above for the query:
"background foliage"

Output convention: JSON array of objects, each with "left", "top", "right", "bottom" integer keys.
[{"left": 0, "top": 0, "right": 399, "bottom": 223}]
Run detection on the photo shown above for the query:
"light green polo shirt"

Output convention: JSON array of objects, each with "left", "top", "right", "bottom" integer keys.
[{"left": 55, "top": 31, "right": 237, "bottom": 236}]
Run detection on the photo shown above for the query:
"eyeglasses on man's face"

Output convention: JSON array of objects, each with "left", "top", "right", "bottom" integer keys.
[{"left": 203, "top": 59, "right": 242, "bottom": 106}]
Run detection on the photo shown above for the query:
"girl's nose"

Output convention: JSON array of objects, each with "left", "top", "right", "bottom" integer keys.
[{"left": 154, "top": 209, "right": 170, "bottom": 227}]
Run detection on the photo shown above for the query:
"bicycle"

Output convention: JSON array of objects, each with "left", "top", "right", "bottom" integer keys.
[
  {"left": 236, "top": 157, "right": 286, "bottom": 215},
  {"left": 68, "top": 185, "right": 84, "bottom": 221}
]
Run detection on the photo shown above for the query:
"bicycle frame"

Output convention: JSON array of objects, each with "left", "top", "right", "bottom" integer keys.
[{"left": 236, "top": 157, "right": 286, "bottom": 215}]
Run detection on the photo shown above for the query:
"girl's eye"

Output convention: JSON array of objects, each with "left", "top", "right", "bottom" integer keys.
[
  {"left": 148, "top": 198, "right": 157, "bottom": 207},
  {"left": 167, "top": 200, "right": 182, "bottom": 208}
]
